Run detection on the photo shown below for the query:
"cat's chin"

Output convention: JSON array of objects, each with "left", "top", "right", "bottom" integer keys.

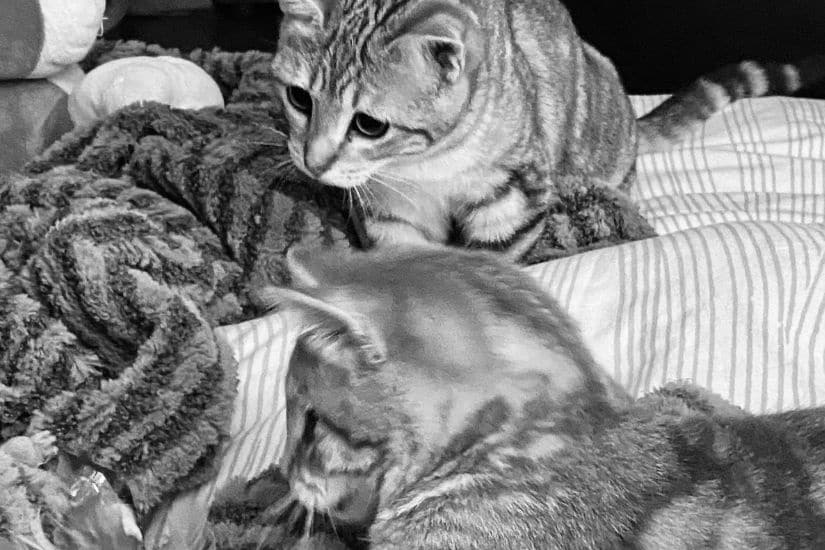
[
  {"left": 292, "top": 469, "right": 379, "bottom": 527},
  {"left": 292, "top": 161, "right": 368, "bottom": 189}
]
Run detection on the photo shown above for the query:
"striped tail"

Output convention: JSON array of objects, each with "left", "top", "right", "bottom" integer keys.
[{"left": 636, "top": 54, "right": 825, "bottom": 154}]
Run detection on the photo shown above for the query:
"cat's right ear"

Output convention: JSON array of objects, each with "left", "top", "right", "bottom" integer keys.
[
  {"left": 390, "top": 1, "right": 483, "bottom": 84},
  {"left": 278, "top": 0, "right": 328, "bottom": 30},
  {"left": 253, "top": 286, "right": 387, "bottom": 365}
]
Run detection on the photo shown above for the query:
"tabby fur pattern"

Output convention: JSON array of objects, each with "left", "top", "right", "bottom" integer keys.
[
  {"left": 273, "top": 0, "right": 825, "bottom": 260},
  {"left": 256, "top": 247, "right": 825, "bottom": 549}
]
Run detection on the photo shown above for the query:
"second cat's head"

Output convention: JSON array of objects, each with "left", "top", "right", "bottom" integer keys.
[
  {"left": 255, "top": 246, "right": 628, "bottom": 528},
  {"left": 273, "top": 0, "right": 485, "bottom": 188}
]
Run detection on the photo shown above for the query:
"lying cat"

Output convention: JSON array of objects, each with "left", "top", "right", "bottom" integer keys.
[
  {"left": 251, "top": 246, "right": 825, "bottom": 549},
  {"left": 272, "top": 0, "right": 825, "bottom": 260}
]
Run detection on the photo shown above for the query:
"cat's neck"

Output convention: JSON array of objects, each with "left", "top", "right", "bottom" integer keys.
[{"left": 367, "top": 405, "right": 667, "bottom": 550}]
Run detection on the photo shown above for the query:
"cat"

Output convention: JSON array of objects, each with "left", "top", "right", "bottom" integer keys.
[
  {"left": 252, "top": 246, "right": 825, "bottom": 549},
  {"left": 271, "top": 0, "right": 825, "bottom": 261}
]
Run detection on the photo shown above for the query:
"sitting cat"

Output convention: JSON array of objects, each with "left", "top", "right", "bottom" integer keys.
[
  {"left": 250, "top": 246, "right": 825, "bottom": 549},
  {"left": 272, "top": 0, "right": 825, "bottom": 261}
]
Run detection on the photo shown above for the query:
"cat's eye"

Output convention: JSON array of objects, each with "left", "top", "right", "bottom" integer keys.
[
  {"left": 286, "top": 85, "right": 312, "bottom": 115},
  {"left": 352, "top": 113, "right": 389, "bottom": 139}
]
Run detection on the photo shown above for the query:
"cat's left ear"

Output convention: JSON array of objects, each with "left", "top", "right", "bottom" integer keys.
[
  {"left": 253, "top": 286, "right": 386, "bottom": 365},
  {"left": 392, "top": 1, "right": 484, "bottom": 84},
  {"left": 278, "top": 0, "right": 328, "bottom": 29}
]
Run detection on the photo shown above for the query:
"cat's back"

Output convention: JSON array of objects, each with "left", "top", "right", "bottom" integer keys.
[{"left": 483, "top": 0, "right": 637, "bottom": 183}]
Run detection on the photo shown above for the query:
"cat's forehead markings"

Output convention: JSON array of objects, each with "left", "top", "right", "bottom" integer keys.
[
  {"left": 318, "top": 0, "right": 409, "bottom": 99},
  {"left": 310, "top": 71, "right": 325, "bottom": 93}
]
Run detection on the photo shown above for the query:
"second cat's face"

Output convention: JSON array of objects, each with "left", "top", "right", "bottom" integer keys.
[
  {"left": 256, "top": 245, "right": 626, "bottom": 529},
  {"left": 273, "top": 0, "right": 481, "bottom": 189}
]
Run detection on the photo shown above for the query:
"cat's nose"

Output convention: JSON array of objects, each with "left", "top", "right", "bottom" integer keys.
[{"left": 303, "top": 138, "right": 339, "bottom": 177}]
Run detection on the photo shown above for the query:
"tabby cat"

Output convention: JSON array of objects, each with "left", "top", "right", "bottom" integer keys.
[
  {"left": 256, "top": 247, "right": 825, "bottom": 549},
  {"left": 272, "top": 0, "right": 825, "bottom": 260}
]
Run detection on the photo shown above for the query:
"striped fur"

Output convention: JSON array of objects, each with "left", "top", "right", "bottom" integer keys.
[
  {"left": 274, "top": 0, "right": 825, "bottom": 260},
  {"left": 637, "top": 55, "right": 825, "bottom": 153},
  {"left": 254, "top": 247, "right": 825, "bottom": 549},
  {"left": 255, "top": 245, "right": 629, "bottom": 541}
]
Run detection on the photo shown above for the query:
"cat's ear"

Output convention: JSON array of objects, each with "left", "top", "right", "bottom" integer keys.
[
  {"left": 392, "top": 1, "right": 483, "bottom": 84},
  {"left": 253, "top": 286, "right": 386, "bottom": 365},
  {"left": 278, "top": 0, "right": 328, "bottom": 29}
]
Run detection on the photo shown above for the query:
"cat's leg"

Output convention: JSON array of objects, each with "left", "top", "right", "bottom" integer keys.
[
  {"left": 365, "top": 215, "right": 441, "bottom": 249},
  {"left": 454, "top": 170, "right": 549, "bottom": 262},
  {"left": 362, "top": 187, "right": 451, "bottom": 250}
]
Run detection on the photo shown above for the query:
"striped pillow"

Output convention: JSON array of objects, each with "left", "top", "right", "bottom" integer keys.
[{"left": 144, "top": 95, "right": 825, "bottom": 549}]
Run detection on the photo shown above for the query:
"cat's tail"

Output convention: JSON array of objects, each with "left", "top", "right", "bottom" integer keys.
[{"left": 636, "top": 54, "right": 825, "bottom": 154}]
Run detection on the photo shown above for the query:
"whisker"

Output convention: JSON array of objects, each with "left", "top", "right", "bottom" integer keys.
[
  {"left": 303, "top": 505, "right": 316, "bottom": 539},
  {"left": 252, "top": 124, "right": 288, "bottom": 138},
  {"left": 354, "top": 185, "right": 373, "bottom": 213},
  {"left": 255, "top": 525, "right": 274, "bottom": 550},
  {"left": 371, "top": 176, "right": 417, "bottom": 208},
  {"left": 287, "top": 501, "right": 305, "bottom": 532},
  {"left": 373, "top": 170, "right": 427, "bottom": 193},
  {"left": 263, "top": 493, "right": 299, "bottom": 523},
  {"left": 360, "top": 182, "right": 379, "bottom": 209},
  {"left": 325, "top": 505, "right": 340, "bottom": 537},
  {"left": 345, "top": 187, "right": 354, "bottom": 211},
  {"left": 244, "top": 140, "right": 285, "bottom": 146}
]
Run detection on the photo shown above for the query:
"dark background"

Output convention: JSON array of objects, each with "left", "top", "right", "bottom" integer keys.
[{"left": 108, "top": 0, "right": 825, "bottom": 96}]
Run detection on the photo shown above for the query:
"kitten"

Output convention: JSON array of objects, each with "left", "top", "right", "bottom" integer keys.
[
  {"left": 254, "top": 246, "right": 825, "bottom": 549},
  {"left": 272, "top": 0, "right": 825, "bottom": 261}
]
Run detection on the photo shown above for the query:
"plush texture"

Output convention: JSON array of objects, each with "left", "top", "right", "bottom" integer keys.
[
  {"left": 68, "top": 56, "right": 225, "bottom": 127},
  {"left": 0, "top": 0, "right": 105, "bottom": 80},
  {"left": 0, "top": 39, "right": 651, "bottom": 546},
  {"left": 203, "top": 382, "right": 825, "bottom": 549}
]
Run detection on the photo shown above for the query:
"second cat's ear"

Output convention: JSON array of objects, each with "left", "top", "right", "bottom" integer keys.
[
  {"left": 278, "top": 0, "right": 328, "bottom": 29},
  {"left": 253, "top": 286, "right": 386, "bottom": 365},
  {"left": 391, "top": 1, "right": 483, "bottom": 84}
]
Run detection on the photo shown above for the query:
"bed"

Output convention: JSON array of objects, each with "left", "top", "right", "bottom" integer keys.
[{"left": 141, "top": 94, "right": 825, "bottom": 548}]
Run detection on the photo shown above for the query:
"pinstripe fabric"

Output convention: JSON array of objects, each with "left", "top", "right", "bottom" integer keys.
[
  {"left": 147, "top": 95, "right": 825, "bottom": 549},
  {"left": 144, "top": 315, "right": 301, "bottom": 550},
  {"left": 526, "top": 221, "right": 825, "bottom": 413},
  {"left": 631, "top": 95, "right": 825, "bottom": 233}
]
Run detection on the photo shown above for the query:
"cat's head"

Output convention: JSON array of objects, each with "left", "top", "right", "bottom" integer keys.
[
  {"left": 255, "top": 246, "right": 627, "bottom": 528},
  {"left": 272, "top": 0, "right": 485, "bottom": 188}
]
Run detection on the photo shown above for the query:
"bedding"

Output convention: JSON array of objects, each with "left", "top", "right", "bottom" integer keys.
[
  {"left": 147, "top": 94, "right": 825, "bottom": 548},
  {"left": 0, "top": 42, "right": 650, "bottom": 547}
]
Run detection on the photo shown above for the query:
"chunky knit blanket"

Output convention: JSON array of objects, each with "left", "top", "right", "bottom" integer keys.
[{"left": 0, "top": 40, "right": 653, "bottom": 546}]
